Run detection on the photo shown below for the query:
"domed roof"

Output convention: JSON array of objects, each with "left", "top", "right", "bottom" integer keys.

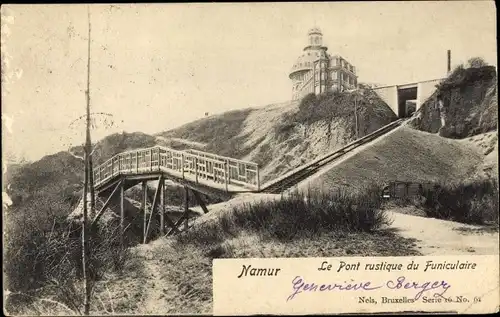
[
  {"left": 289, "top": 49, "right": 329, "bottom": 78},
  {"left": 308, "top": 27, "right": 322, "bottom": 35}
]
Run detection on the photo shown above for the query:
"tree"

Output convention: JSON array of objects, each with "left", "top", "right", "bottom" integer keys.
[{"left": 467, "top": 57, "right": 488, "bottom": 68}]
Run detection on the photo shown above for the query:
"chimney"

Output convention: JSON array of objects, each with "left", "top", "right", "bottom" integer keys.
[{"left": 447, "top": 50, "right": 451, "bottom": 74}]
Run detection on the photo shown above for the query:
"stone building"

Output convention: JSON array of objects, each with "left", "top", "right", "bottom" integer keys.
[{"left": 289, "top": 27, "right": 358, "bottom": 100}]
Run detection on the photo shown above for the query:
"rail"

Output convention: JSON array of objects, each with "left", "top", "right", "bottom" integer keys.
[{"left": 93, "top": 146, "right": 260, "bottom": 191}]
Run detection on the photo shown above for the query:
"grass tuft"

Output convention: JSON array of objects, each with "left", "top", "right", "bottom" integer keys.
[
  {"left": 420, "top": 178, "right": 499, "bottom": 224},
  {"left": 176, "top": 184, "right": 390, "bottom": 248}
]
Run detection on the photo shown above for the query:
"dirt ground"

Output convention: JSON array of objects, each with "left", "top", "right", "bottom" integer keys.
[{"left": 387, "top": 209, "right": 499, "bottom": 255}]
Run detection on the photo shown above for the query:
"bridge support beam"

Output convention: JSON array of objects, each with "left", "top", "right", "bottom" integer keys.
[
  {"left": 144, "top": 176, "right": 163, "bottom": 244},
  {"left": 192, "top": 190, "right": 209, "bottom": 214},
  {"left": 120, "top": 180, "right": 125, "bottom": 247},
  {"left": 184, "top": 186, "right": 189, "bottom": 231},
  {"left": 160, "top": 180, "right": 165, "bottom": 236},
  {"left": 166, "top": 214, "right": 184, "bottom": 236},
  {"left": 91, "top": 179, "right": 123, "bottom": 227},
  {"left": 142, "top": 181, "right": 147, "bottom": 243}
]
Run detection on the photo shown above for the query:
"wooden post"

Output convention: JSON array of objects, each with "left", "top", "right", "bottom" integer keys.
[
  {"left": 184, "top": 186, "right": 189, "bottom": 231},
  {"left": 82, "top": 153, "right": 90, "bottom": 316},
  {"left": 129, "top": 153, "right": 132, "bottom": 172},
  {"left": 194, "top": 157, "right": 198, "bottom": 183},
  {"left": 120, "top": 181, "right": 125, "bottom": 247},
  {"left": 213, "top": 162, "right": 217, "bottom": 183},
  {"left": 136, "top": 152, "right": 139, "bottom": 173},
  {"left": 160, "top": 179, "right": 165, "bottom": 236},
  {"left": 205, "top": 160, "right": 208, "bottom": 180},
  {"left": 157, "top": 148, "right": 161, "bottom": 171},
  {"left": 111, "top": 159, "right": 114, "bottom": 176},
  {"left": 150, "top": 149, "right": 153, "bottom": 171},
  {"left": 181, "top": 154, "right": 185, "bottom": 178},
  {"left": 142, "top": 181, "right": 147, "bottom": 244},
  {"left": 224, "top": 161, "right": 229, "bottom": 192}
]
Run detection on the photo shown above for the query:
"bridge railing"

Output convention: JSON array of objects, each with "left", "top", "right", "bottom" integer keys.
[
  {"left": 93, "top": 146, "right": 260, "bottom": 191},
  {"left": 185, "top": 149, "right": 260, "bottom": 190}
]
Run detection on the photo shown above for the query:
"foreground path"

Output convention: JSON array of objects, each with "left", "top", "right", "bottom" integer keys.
[{"left": 388, "top": 210, "right": 499, "bottom": 255}]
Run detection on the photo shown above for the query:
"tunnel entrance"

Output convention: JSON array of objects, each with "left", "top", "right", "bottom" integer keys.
[{"left": 397, "top": 87, "right": 418, "bottom": 118}]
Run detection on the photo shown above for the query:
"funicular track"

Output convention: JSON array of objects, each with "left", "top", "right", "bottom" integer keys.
[{"left": 260, "top": 119, "right": 406, "bottom": 194}]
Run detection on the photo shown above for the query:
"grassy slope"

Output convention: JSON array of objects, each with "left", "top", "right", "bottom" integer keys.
[
  {"left": 303, "top": 125, "right": 484, "bottom": 194},
  {"left": 158, "top": 108, "right": 256, "bottom": 158},
  {"left": 459, "top": 131, "right": 498, "bottom": 179}
]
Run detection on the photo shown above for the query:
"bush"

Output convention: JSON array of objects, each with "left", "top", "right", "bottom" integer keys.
[
  {"left": 420, "top": 179, "right": 499, "bottom": 224},
  {"left": 437, "top": 65, "right": 496, "bottom": 91},
  {"left": 176, "top": 184, "right": 389, "bottom": 247},
  {"left": 4, "top": 196, "right": 131, "bottom": 313},
  {"left": 467, "top": 57, "right": 488, "bottom": 69},
  {"left": 274, "top": 89, "right": 397, "bottom": 143}
]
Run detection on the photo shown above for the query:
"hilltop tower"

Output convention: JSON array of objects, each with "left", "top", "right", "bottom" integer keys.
[{"left": 289, "top": 27, "right": 358, "bottom": 100}]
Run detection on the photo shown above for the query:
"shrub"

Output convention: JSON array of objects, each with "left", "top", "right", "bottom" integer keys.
[
  {"left": 275, "top": 89, "right": 397, "bottom": 143},
  {"left": 467, "top": 57, "right": 488, "bottom": 69},
  {"left": 175, "top": 184, "right": 389, "bottom": 247},
  {"left": 420, "top": 178, "right": 499, "bottom": 224},
  {"left": 4, "top": 197, "right": 131, "bottom": 313}
]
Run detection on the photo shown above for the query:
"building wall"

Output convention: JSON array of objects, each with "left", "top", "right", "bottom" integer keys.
[
  {"left": 416, "top": 79, "right": 443, "bottom": 110},
  {"left": 373, "top": 78, "right": 445, "bottom": 118},
  {"left": 373, "top": 86, "right": 399, "bottom": 116},
  {"left": 291, "top": 54, "right": 358, "bottom": 100}
]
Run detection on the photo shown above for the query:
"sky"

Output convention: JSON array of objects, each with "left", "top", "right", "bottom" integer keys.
[{"left": 1, "top": 1, "right": 497, "bottom": 163}]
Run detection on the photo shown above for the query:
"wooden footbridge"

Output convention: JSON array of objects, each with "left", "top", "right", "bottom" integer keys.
[
  {"left": 91, "top": 118, "right": 405, "bottom": 243},
  {"left": 91, "top": 146, "right": 259, "bottom": 243}
]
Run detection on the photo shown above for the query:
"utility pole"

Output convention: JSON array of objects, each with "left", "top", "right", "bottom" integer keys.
[
  {"left": 354, "top": 90, "right": 359, "bottom": 139},
  {"left": 447, "top": 50, "right": 451, "bottom": 74},
  {"left": 82, "top": 6, "right": 92, "bottom": 315}
]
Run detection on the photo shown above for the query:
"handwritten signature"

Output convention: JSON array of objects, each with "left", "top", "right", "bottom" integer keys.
[{"left": 286, "top": 276, "right": 451, "bottom": 302}]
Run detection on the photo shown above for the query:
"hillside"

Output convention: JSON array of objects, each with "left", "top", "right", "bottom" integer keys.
[
  {"left": 301, "top": 125, "right": 485, "bottom": 194},
  {"left": 5, "top": 132, "right": 158, "bottom": 213},
  {"left": 411, "top": 65, "right": 497, "bottom": 138},
  {"left": 5, "top": 88, "right": 396, "bottom": 214},
  {"left": 459, "top": 131, "right": 498, "bottom": 179},
  {"left": 160, "top": 90, "right": 397, "bottom": 183}
]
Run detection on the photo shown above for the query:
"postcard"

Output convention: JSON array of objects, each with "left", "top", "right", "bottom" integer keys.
[{"left": 2, "top": 2, "right": 498, "bottom": 316}]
